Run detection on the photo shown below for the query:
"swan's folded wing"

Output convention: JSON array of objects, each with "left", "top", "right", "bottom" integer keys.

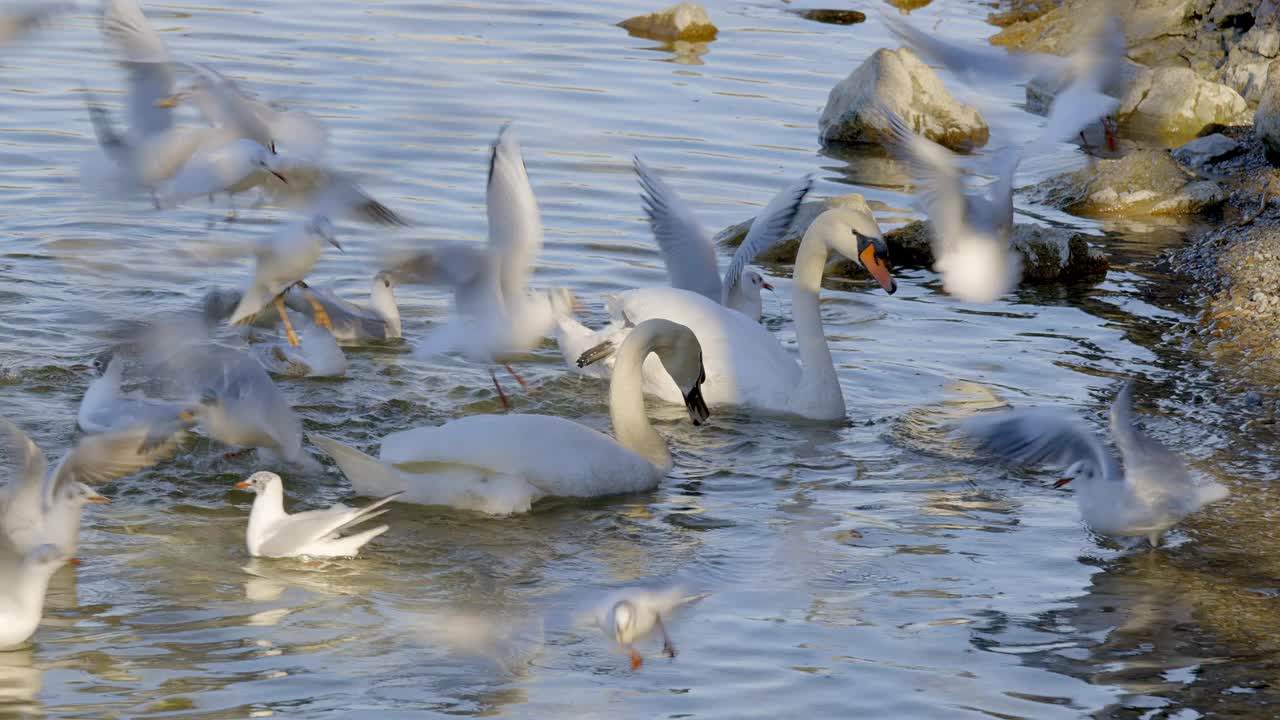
[
  {"left": 959, "top": 407, "right": 1120, "bottom": 483},
  {"left": 632, "top": 156, "right": 720, "bottom": 303},
  {"left": 721, "top": 175, "right": 812, "bottom": 305}
]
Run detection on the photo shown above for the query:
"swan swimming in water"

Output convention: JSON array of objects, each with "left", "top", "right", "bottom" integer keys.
[
  {"left": 556, "top": 199, "right": 896, "bottom": 421},
  {"left": 311, "top": 318, "right": 708, "bottom": 515}
]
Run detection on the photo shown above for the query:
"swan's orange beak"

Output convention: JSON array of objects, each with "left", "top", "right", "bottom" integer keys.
[
  {"left": 1053, "top": 478, "right": 1073, "bottom": 489},
  {"left": 859, "top": 244, "right": 896, "bottom": 294}
]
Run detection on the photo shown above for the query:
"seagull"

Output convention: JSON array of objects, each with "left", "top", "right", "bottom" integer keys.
[
  {"left": 0, "top": 3, "right": 73, "bottom": 48},
  {"left": 233, "top": 471, "right": 401, "bottom": 558},
  {"left": 592, "top": 587, "right": 708, "bottom": 670},
  {"left": 881, "top": 11, "right": 1126, "bottom": 154},
  {"left": 153, "top": 138, "right": 288, "bottom": 213},
  {"left": 220, "top": 175, "right": 407, "bottom": 346},
  {"left": 0, "top": 416, "right": 181, "bottom": 563},
  {"left": 73, "top": 349, "right": 193, "bottom": 434},
  {"left": 0, "top": 539, "right": 66, "bottom": 650},
  {"left": 243, "top": 312, "right": 349, "bottom": 378},
  {"left": 386, "top": 125, "right": 573, "bottom": 407},
  {"left": 873, "top": 104, "right": 1022, "bottom": 303},
  {"left": 632, "top": 157, "right": 810, "bottom": 322},
  {"left": 278, "top": 273, "right": 402, "bottom": 344},
  {"left": 960, "top": 382, "right": 1230, "bottom": 547}
]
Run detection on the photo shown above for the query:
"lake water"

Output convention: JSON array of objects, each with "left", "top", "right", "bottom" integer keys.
[{"left": 0, "top": 0, "right": 1273, "bottom": 717}]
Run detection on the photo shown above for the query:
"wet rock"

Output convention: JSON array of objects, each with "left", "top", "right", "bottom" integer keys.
[
  {"left": 618, "top": 2, "right": 717, "bottom": 43},
  {"left": 715, "top": 195, "right": 1107, "bottom": 285},
  {"left": 1256, "top": 59, "right": 1280, "bottom": 164},
  {"left": 1173, "top": 134, "right": 1245, "bottom": 169},
  {"left": 1116, "top": 67, "right": 1249, "bottom": 147},
  {"left": 1031, "top": 149, "right": 1226, "bottom": 217},
  {"left": 819, "top": 48, "right": 989, "bottom": 151},
  {"left": 795, "top": 9, "right": 866, "bottom": 25}
]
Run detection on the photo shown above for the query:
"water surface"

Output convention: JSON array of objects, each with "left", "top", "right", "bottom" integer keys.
[{"left": 0, "top": 1, "right": 1269, "bottom": 717}]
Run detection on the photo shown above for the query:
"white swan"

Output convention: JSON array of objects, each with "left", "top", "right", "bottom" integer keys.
[
  {"left": 556, "top": 202, "right": 896, "bottom": 421},
  {"left": 310, "top": 318, "right": 708, "bottom": 515},
  {"left": 632, "top": 157, "right": 809, "bottom": 322},
  {"left": 961, "top": 382, "right": 1231, "bottom": 547},
  {"left": 233, "top": 471, "right": 400, "bottom": 558}
]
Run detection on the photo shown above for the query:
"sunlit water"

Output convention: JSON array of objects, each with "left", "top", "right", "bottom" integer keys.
[{"left": 0, "top": 1, "right": 1271, "bottom": 717}]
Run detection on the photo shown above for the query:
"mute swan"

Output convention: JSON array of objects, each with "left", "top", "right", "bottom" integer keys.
[
  {"left": 310, "top": 318, "right": 708, "bottom": 515},
  {"left": 632, "top": 157, "right": 810, "bottom": 322},
  {"left": 960, "top": 382, "right": 1230, "bottom": 547},
  {"left": 233, "top": 471, "right": 401, "bottom": 558},
  {"left": 556, "top": 201, "right": 895, "bottom": 421}
]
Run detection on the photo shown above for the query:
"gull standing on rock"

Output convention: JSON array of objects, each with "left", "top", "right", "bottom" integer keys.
[
  {"left": 233, "top": 471, "right": 400, "bottom": 559},
  {"left": 632, "top": 157, "right": 808, "bottom": 322},
  {"left": 960, "top": 382, "right": 1230, "bottom": 547},
  {"left": 874, "top": 105, "right": 1022, "bottom": 303}
]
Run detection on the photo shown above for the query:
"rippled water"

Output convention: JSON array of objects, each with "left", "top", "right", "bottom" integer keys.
[{"left": 0, "top": 0, "right": 1271, "bottom": 717}]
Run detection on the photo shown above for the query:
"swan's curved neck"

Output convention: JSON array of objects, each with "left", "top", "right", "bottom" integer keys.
[
  {"left": 609, "top": 324, "right": 672, "bottom": 472},
  {"left": 370, "top": 280, "right": 401, "bottom": 338},
  {"left": 246, "top": 481, "right": 287, "bottom": 553},
  {"left": 791, "top": 228, "right": 842, "bottom": 413}
]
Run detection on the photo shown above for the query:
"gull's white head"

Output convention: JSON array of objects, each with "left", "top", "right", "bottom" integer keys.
[
  {"left": 234, "top": 471, "right": 283, "bottom": 494},
  {"left": 246, "top": 142, "right": 288, "bottom": 183},
  {"left": 743, "top": 270, "right": 773, "bottom": 294},
  {"left": 63, "top": 482, "right": 109, "bottom": 508},
  {"left": 608, "top": 600, "right": 637, "bottom": 646}
]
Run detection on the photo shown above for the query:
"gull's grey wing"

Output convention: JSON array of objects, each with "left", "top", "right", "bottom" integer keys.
[
  {"left": 385, "top": 243, "right": 495, "bottom": 318},
  {"left": 45, "top": 423, "right": 180, "bottom": 505},
  {"left": 960, "top": 407, "right": 1120, "bottom": 483},
  {"left": 487, "top": 125, "right": 542, "bottom": 305},
  {"left": 282, "top": 285, "right": 387, "bottom": 339},
  {"left": 721, "top": 175, "right": 812, "bottom": 305},
  {"left": 1036, "top": 81, "right": 1120, "bottom": 148},
  {"left": 0, "top": 418, "right": 48, "bottom": 500},
  {"left": 0, "top": 3, "right": 73, "bottom": 47},
  {"left": 256, "top": 491, "right": 402, "bottom": 557},
  {"left": 307, "top": 173, "right": 407, "bottom": 227},
  {"left": 880, "top": 11, "right": 1068, "bottom": 87},
  {"left": 632, "top": 156, "right": 719, "bottom": 303},
  {"left": 1107, "top": 383, "right": 1194, "bottom": 488},
  {"left": 873, "top": 105, "right": 968, "bottom": 256},
  {"left": 101, "top": 0, "right": 175, "bottom": 143}
]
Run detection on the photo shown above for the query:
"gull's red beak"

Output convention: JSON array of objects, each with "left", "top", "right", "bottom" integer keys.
[
  {"left": 762, "top": 281, "right": 774, "bottom": 292},
  {"left": 1053, "top": 478, "right": 1073, "bottom": 489}
]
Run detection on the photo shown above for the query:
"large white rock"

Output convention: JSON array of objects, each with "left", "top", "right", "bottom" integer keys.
[
  {"left": 617, "top": 3, "right": 717, "bottom": 42},
  {"left": 1257, "top": 58, "right": 1280, "bottom": 165},
  {"left": 819, "top": 47, "right": 989, "bottom": 151},
  {"left": 1115, "top": 66, "right": 1249, "bottom": 147}
]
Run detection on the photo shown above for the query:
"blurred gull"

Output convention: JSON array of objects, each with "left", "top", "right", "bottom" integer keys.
[
  {"left": 590, "top": 586, "right": 708, "bottom": 670},
  {"left": 874, "top": 105, "right": 1021, "bottom": 303},
  {"left": 0, "top": 539, "right": 65, "bottom": 650},
  {"left": 74, "top": 348, "right": 194, "bottom": 434},
  {"left": 960, "top": 382, "right": 1230, "bottom": 547},
  {"left": 244, "top": 313, "right": 348, "bottom": 378},
  {"left": 277, "top": 273, "right": 402, "bottom": 345},
  {"left": 632, "top": 157, "right": 811, "bottom": 322},
  {"left": 882, "top": 11, "right": 1126, "bottom": 153},
  {"left": 311, "top": 319, "right": 708, "bottom": 515},
  {"left": 386, "top": 125, "right": 572, "bottom": 406},
  {"left": 153, "top": 137, "right": 287, "bottom": 213},
  {"left": 233, "top": 471, "right": 400, "bottom": 559},
  {"left": 0, "top": 416, "right": 181, "bottom": 562},
  {"left": 165, "top": 346, "right": 310, "bottom": 467},
  {"left": 0, "top": 3, "right": 73, "bottom": 48},
  {"left": 223, "top": 176, "right": 405, "bottom": 346}
]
